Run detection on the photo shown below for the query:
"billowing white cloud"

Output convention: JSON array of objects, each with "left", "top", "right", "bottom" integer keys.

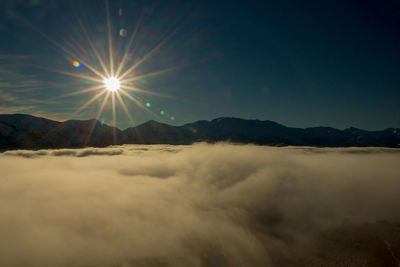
[{"left": 0, "top": 144, "right": 399, "bottom": 266}]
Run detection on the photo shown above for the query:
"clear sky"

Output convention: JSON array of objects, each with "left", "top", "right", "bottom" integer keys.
[{"left": 0, "top": 0, "right": 399, "bottom": 130}]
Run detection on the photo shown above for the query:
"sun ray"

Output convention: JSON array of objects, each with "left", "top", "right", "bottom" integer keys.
[
  {"left": 115, "top": 91, "right": 144, "bottom": 143},
  {"left": 118, "top": 89, "right": 164, "bottom": 121},
  {"left": 25, "top": 21, "right": 105, "bottom": 79},
  {"left": 15, "top": 11, "right": 108, "bottom": 79},
  {"left": 63, "top": 34, "right": 88, "bottom": 56},
  {"left": 77, "top": 17, "right": 110, "bottom": 77},
  {"left": 118, "top": 24, "right": 183, "bottom": 80},
  {"left": 120, "top": 84, "right": 162, "bottom": 97},
  {"left": 105, "top": 0, "right": 114, "bottom": 77},
  {"left": 96, "top": 91, "right": 111, "bottom": 120},
  {"left": 51, "top": 85, "right": 105, "bottom": 100},
  {"left": 115, "top": 92, "right": 133, "bottom": 122},
  {"left": 69, "top": 89, "right": 107, "bottom": 119},
  {"left": 111, "top": 91, "right": 117, "bottom": 144},
  {"left": 118, "top": 88, "right": 141, "bottom": 105},
  {"left": 50, "top": 90, "right": 106, "bottom": 136},
  {"left": 120, "top": 84, "right": 177, "bottom": 99},
  {"left": 115, "top": 11, "right": 145, "bottom": 77},
  {"left": 122, "top": 64, "right": 186, "bottom": 83},
  {"left": 85, "top": 91, "right": 111, "bottom": 145},
  {"left": 33, "top": 64, "right": 103, "bottom": 83}
]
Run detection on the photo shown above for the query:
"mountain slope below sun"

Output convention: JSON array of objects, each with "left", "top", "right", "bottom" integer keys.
[{"left": 0, "top": 114, "right": 399, "bottom": 150}]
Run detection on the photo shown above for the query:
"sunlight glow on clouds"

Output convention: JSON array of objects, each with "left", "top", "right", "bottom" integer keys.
[{"left": 1, "top": 144, "right": 400, "bottom": 266}]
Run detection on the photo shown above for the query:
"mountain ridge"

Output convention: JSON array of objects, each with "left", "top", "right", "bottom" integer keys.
[{"left": 0, "top": 114, "right": 399, "bottom": 150}]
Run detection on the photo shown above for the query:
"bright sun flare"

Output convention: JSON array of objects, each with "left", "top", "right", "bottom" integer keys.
[
  {"left": 42, "top": 0, "right": 179, "bottom": 140},
  {"left": 103, "top": 77, "right": 120, "bottom": 91}
]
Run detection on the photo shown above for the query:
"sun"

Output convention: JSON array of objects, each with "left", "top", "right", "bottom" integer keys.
[
  {"left": 41, "top": 0, "right": 180, "bottom": 144},
  {"left": 103, "top": 77, "right": 120, "bottom": 92}
]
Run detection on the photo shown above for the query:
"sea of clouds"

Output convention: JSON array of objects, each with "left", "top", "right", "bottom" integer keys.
[{"left": 1, "top": 143, "right": 400, "bottom": 267}]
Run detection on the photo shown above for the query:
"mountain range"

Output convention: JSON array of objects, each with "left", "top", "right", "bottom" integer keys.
[{"left": 0, "top": 114, "right": 399, "bottom": 150}]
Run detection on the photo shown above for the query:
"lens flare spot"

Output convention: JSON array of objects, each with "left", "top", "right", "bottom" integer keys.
[
  {"left": 72, "top": 60, "right": 82, "bottom": 68},
  {"left": 160, "top": 110, "right": 165, "bottom": 115},
  {"left": 170, "top": 116, "right": 175, "bottom": 120},
  {"left": 119, "top": 29, "right": 127, "bottom": 37},
  {"left": 103, "top": 77, "right": 120, "bottom": 91},
  {"left": 146, "top": 102, "right": 151, "bottom": 107}
]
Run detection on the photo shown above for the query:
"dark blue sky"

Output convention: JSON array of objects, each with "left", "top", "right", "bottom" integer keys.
[{"left": 0, "top": 0, "right": 399, "bottom": 130}]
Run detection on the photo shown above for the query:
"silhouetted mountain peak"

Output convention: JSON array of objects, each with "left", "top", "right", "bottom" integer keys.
[
  {"left": 345, "top": 127, "right": 368, "bottom": 133},
  {"left": 1, "top": 114, "right": 399, "bottom": 150},
  {"left": 133, "top": 120, "right": 175, "bottom": 130}
]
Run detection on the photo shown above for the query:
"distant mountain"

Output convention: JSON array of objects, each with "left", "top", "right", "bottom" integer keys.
[
  {"left": 0, "top": 114, "right": 399, "bottom": 150},
  {"left": 0, "top": 114, "right": 119, "bottom": 150}
]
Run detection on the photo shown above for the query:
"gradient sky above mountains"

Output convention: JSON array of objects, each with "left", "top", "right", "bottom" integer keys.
[{"left": 0, "top": 0, "right": 399, "bottom": 130}]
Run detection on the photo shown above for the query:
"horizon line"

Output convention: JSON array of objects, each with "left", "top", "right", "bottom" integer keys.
[{"left": 0, "top": 113, "right": 398, "bottom": 132}]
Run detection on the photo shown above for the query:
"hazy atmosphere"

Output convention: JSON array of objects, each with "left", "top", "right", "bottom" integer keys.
[{"left": 1, "top": 143, "right": 400, "bottom": 267}]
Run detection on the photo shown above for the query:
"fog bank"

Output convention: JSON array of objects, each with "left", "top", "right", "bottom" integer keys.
[{"left": 1, "top": 144, "right": 400, "bottom": 267}]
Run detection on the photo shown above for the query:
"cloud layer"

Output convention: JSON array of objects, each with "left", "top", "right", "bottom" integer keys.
[{"left": 1, "top": 144, "right": 400, "bottom": 267}]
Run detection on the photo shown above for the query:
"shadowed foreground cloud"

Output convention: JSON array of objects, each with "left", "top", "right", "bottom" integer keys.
[{"left": 1, "top": 144, "right": 400, "bottom": 267}]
